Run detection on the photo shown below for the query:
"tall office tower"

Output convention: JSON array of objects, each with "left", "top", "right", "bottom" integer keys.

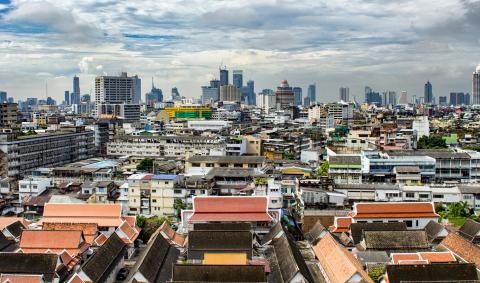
[
  {"left": 457, "top": 92, "right": 465, "bottom": 105},
  {"left": 0, "top": 91, "right": 6, "bottom": 103},
  {"left": 465, "top": 93, "right": 471, "bottom": 105},
  {"left": 399, "top": 91, "right": 408, "bottom": 104},
  {"left": 210, "top": 79, "right": 220, "bottom": 89},
  {"left": 219, "top": 85, "right": 241, "bottom": 102},
  {"left": 146, "top": 82, "right": 163, "bottom": 107},
  {"left": 73, "top": 76, "right": 80, "bottom": 105},
  {"left": 132, "top": 75, "right": 141, "bottom": 104},
  {"left": 439, "top": 96, "right": 447, "bottom": 106},
  {"left": 275, "top": 80, "right": 294, "bottom": 109},
  {"left": 387, "top": 91, "right": 397, "bottom": 105},
  {"left": 449, "top": 92, "right": 457, "bottom": 105},
  {"left": 232, "top": 70, "right": 243, "bottom": 89},
  {"left": 220, "top": 67, "right": 229, "bottom": 86},
  {"left": 246, "top": 80, "right": 255, "bottom": 105},
  {"left": 64, "top": 91, "right": 70, "bottom": 105},
  {"left": 293, "top": 87, "right": 303, "bottom": 106},
  {"left": 201, "top": 86, "right": 219, "bottom": 104},
  {"left": 81, "top": 94, "right": 91, "bottom": 103},
  {"left": 308, "top": 84, "right": 316, "bottom": 103},
  {"left": 473, "top": 65, "right": 480, "bottom": 105},
  {"left": 303, "top": 96, "right": 310, "bottom": 107},
  {"left": 339, "top": 87, "right": 349, "bottom": 102},
  {"left": 171, "top": 87, "right": 180, "bottom": 100},
  {"left": 424, "top": 81, "right": 433, "bottom": 104},
  {"left": 95, "top": 72, "right": 141, "bottom": 121},
  {"left": 365, "top": 86, "right": 382, "bottom": 105}
]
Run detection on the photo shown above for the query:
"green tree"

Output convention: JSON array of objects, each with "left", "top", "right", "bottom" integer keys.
[
  {"left": 174, "top": 198, "right": 186, "bottom": 218},
  {"left": 137, "top": 216, "right": 169, "bottom": 242},
  {"left": 137, "top": 158, "right": 154, "bottom": 172},
  {"left": 283, "top": 151, "right": 296, "bottom": 160},
  {"left": 317, "top": 160, "right": 329, "bottom": 176},
  {"left": 448, "top": 201, "right": 469, "bottom": 218},
  {"left": 417, "top": 135, "right": 447, "bottom": 149},
  {"left": 369, "top": 266, "right": 385, "bottom": 282}
]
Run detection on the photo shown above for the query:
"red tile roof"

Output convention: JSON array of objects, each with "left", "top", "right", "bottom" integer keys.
[
  {"left": 41, "top": 203, "right": 123, "bottom": 227},
  {"left": 440, "top": 232, "right": 480, "bottom": 268},
  {"left": 19, "top": 230, "right": 89, "bottom": 257},
  {"left": 42, "top": 222, "right": 98, "bottom": 245},
  {"left": 313, "top": 232, "right": 372, "bottom": 283},
  {"left": 352, "top": 202, "right": 439, "bottom": 219},
  {"left": 419, "top": 252, "right": 456, "bottom": 263},
  {"left": 159, "top": 222, "right": 186, "bottom": 247},
  {"left": 117, "top": 221, "right": 140, "bottom": 244},
  {"left": 0, "top": 217, "right": 28, "bottom": 230},
  {"left": 93, "top": 233, "right": 108, "bottom": 246},
  {"left": 189, "top": 196, "right": 273, "bottom": 222},
  {"left": 0, "top": 274, "right": 43, "bottom": 283},
  {"left": 329, "top": 217, "right": 352, "bottom": 233}
]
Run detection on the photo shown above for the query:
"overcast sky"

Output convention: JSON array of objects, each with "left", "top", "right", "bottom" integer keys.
[{"left": 0, "top": 0, "right": 479, "bottom": 103}]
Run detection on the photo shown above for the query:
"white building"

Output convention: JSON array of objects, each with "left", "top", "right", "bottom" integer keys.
[
  {"left": 18, "top": 178, "right": 53, "bottom": 202},
  {"left": 412, "top": 116, "right": 430, "bottom": 140},
  {"left": 187, "top": 120, "right": 231, "bottom": 132}
]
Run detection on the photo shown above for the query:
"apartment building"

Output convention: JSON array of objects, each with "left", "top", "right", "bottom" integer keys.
[
  {"left": 18, "top": 178, "right": 53, "bottom": 202},
  {"left": 128, "top": 174, "right": 178, "bottom": 216},
  {"left": 185, "top": 155, "right": 266, "bottom": 175},
  {"left": 0, "top": 127, "right": 96, "bottom": 179},
  {"left": 107, "top": 135, "right": 225, "bottom": 158},
  {"left": 0, "top": 103, "right": 18, "bottom": 128}
]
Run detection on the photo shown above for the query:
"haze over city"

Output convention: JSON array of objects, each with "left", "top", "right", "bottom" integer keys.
[{"left": 1, "top": 0, "right": 480, "bottom": 101}]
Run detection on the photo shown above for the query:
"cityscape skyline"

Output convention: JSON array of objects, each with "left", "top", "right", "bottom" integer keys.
[{"left": 1, "top": 1, "right": 480, "bottom": 102}]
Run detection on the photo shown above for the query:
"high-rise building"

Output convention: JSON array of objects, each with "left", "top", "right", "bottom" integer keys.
[
  {"left": 275, "top": 80, "right": 295, "bottom": 109},
  {"left": 465, "top": 93, "right": 471, "bottom": 105},
  {"left": 95, "top": 72, "right": 141, "bottom": 121},
  {"left": 171, "top": 87, "right": 181, "bottom": 101},
  {"left": 210, "top": 79, "right": 220, "bottom": 89},
  {"left": 424, "top": 81, "right": 433, "bottom": 104},
  {"left": 293, "top": 87, "right": 303, "bottom": 106},
  {"left": 246, "top": 80, "right": 255, "bottom": 105},
  {"left": 339, "top": 87, "right": 349, "bottom": 102},
  {"left": 365, "top": 86, "right": 381, "bottom": 105},
  {"left": 457, "top": 92, "right": 465, "bottom": 105},
  {"left": 232, "top": 70, "right": 243, "bottom": 89},
  {"left": 220, "top": 68, "right": 229, "bottom": 86},
  {"left": 0, "top": 91, "right": 6, "bottom": 103},
  {"left": 438, "top": 96, "right": 447, "bottom": 106},
  {"left": 132, "top": 75, "right": 141, "bottom": 104},
  {"left": 146, "top": 81, "right": 163, "bottom": 107},
  {"left": 399, "top": 91, "right": 408, "bottom": 104},
  {"left": 72, "top": 76, "right": 80, "bottom": 105},
  {"left": 473, "top": 66, "right": 480, "bottom": 105},
  {"left": 308, "top": 84, "right": 316, "bottom": 103},
  {"left": 383, "top": 91, "right": 397, "bottom": 106},
  {"left": 64, "top": 91, "right": 70, "bottom": 105},
  {"left": 219, "top": 85, "right": 241, "bottom": 102},
  {"left": 303, "top": 96, "right": 310, "bottom": 107},
  {"left": 201, "top": 86, "right": 219, "bottom": 104}
]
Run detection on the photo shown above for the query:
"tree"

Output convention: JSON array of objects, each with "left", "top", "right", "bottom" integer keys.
[
  {"left": 174, "top": 198, "right": 186, "bottom": 218},
  {"left": 317, "top": 160, "right": 329, "bottom": 176},
  {"left": 137, "top": 158, "right": 154, "bottom": 172},
  {"left": 137, "top": 216, "right": 169, "bottom": 242},
  {"left": 369, "top": 266, "right": 385, "bottom": 282},
  {"left": 448, "top": 201, "right": 469, "bottom": 218},
  {"left": 417, "top": 135, "right": 447, "bottom": 149}
]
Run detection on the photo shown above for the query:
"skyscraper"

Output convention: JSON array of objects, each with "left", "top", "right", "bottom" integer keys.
[
  {"left": 201, "top": 86, "right": 219, "bottom": 104},
  {"left": 132, "top": 75, "right": 141, "bottom": 104},
  {"left": 72, "top": 76, "right": 80, "bottom": 105},
  {"left": 219, "top": 85, "right": 241, "bottom": 102},
  {"left": 232, "top": 70, "right": 243, "bottom": 89},
  {"left": 0, "top": 91, "right": 7, "bottom": 103},
  {"left": 64, "top": 91, "right": 70, "bottom": 105},
  {"left": 246, "top": 80, "right": 255, "bottom": 105},
  {"left": 399, "top": 91, "right": 408, "bottom": 104},
  {"left": 293, "top": 87, "right": 303, "bottom": 106},
  {"left": 308, "top": 84, "right": 316, "bottom": 103},
  {"left": 424, "top": 81, "right": 433, "bottom": 104},
  {"left": 95, "top": 72, "right": 141, "bottom": 120},
  {"left": 172, "top": 87, "right": 180, "bottom": 100},
  {"left": 473, "top": 65, "right": 480, "bottom": 105},
  {"left": 220, "top": 67, "right": 229, "bottom": 86},
  {"left": 146, "top": 82, "right": 163, "bottom": 106},
  {"left": 339, "top": 87, "right": 349, "bottom": 102},
  {"left": 275, "top": 80, "right": 294, "bottom": 109},
  {"left": 365, "top": 86, "right": 381, "bottom": 105},
  {"left": 439, "top": 96, "right": 447, "bottom": 106}
]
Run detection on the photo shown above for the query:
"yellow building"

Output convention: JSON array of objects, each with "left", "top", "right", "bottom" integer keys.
[{"left": 164, "top": 105, "right": 212, "bottom": 119}]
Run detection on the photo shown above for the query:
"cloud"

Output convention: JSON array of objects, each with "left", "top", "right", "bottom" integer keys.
[
  {"left": 78, "top": 57, "right": 94, "bottom": 73},
  {"left": 4, "top": 1, "right": 101, "bottom": 42}
]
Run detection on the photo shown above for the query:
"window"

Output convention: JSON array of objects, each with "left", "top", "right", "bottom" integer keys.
[
  {"left": 152, "top": 199, "right": 157, "bottom": 203},
  {"left": 405, "top": 192, "right": 415, "bottom": 198},
  {"left": 174, "top": 189, "right": 182, "bottom": 194},
  {"left": 463, "top": 195, "right": 472, "bottom": 200},
  {"left": 272, "top": 200, "right": 278, "bottom": 203},
  {"left": 152, "top": 190, "right": 156, "bottom": 193},
  {"left": 165, "top": 181, "right": 169, "bottom": 185},
  {"left": 419, "top": 194, "right": 429, "bottom": 199},
  {"left": 415, "top": 220, "right": 419, "bottom": 227},
  {"left": 433, "top": 194, "right": 444, "bottom": 199},
  {"left": 405, "top": 220, "right": 413, "bottom": 228},
  {"left": 192, "top": 163, "right": 200, "bottom": 167}
]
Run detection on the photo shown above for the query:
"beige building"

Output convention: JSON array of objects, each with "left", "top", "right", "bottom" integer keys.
[
  {"left": 219, "top": 85, "right": 241, "bottom": 102},
  {"left": 127, "top": 173, "right": 177, "bottom": 216},
  {"left": 244, "top": 135, "right": 262, "bottom": 156}
]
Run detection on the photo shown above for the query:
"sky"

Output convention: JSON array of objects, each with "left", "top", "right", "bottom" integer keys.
[{"left": 0, "top": 0, "right": 480, "bottom": 103}]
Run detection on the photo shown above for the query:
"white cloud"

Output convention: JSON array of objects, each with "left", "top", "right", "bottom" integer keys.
[{"left": 78, "top": 57, "right": 94, "bottom": 73}]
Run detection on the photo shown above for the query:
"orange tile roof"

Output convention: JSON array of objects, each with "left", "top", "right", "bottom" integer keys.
[
  {"left": 19, "top": 230, "right": 88, "bottom": 256},
  {"left": 159, "top": 222, "right": 186, "bottom": 247},
  {"left": 440, "top": 232, "right": 480, "bottom": 268},
  {"left": 391, "top": 253, "right": 421, "bottom": 264},
  {"left": 41, "top": 203, "right": 123, "bottom": 227},
  {"left": 397, "top": 260, "right": 429, "bottom": 265},
  {"left": 313, "top": 233, "right": 372, "bottom": 283},
  {"left": 353, "top": 202, "right": 438, "bottom": 219},
  {"left": 190, "top": 196, "right": 273, "bottom": 222},
  {"left": 67, "top": 274, "right": 86, "bottom": 283},
  {"left": 0, "top": 274, "right": 43, "bottom": 283},
  {"left": 329, "top": 217, "right": 352, "bottom": 233},
  {"left": 42, "top": 222, "right": 98, "bottom": 245},
  {"left": 93, "top": 233, "right": 108, "bottom": 246},
  {"left": 123, "top": 215, "right": 136, "bottom": 227},
  {"left": 0, "top": 217, "right": 28, "bottom": 230},
  {"left": 419, "top": 252, "right": 456, "bottom": 263},
  {"left": 117, "top": 221, "right": 140, "bottom": 244},
  {"left": 203, "top": 253, "right": 248, "bottom": 265}
]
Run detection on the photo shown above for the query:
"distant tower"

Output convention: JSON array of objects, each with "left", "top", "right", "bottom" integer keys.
[
  {"left": 473, "top": 65, "right": 480, "bottom": 105},
  {"left": 73, "top": 76, "right": 80, "bottom": 105},
  {"left": 64, "top": 91, "right": 70, "bottom": 105},
  {"left": 220, "top": 67, "right": 229, "bottom": 86},
  {"left": 308, "top": 84, "right": 316, "bottom": 103},
  {"left": 232, "top": 70, "right": 243, "bottom": 89},
  {"left": 293, "top": 87, "right": 303, "bottom": 106},
  {"left": 339, "top": 87, "right": 349, "bottom": 102},
  {"left": 399, "top": 91, "right": 408, "bottom": 104},
  {"left": 424, "top": 81, "right": 433, "bottom": 104},
  {"left": 275, "top": 80, "right": 294, "bottom": 109}
]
